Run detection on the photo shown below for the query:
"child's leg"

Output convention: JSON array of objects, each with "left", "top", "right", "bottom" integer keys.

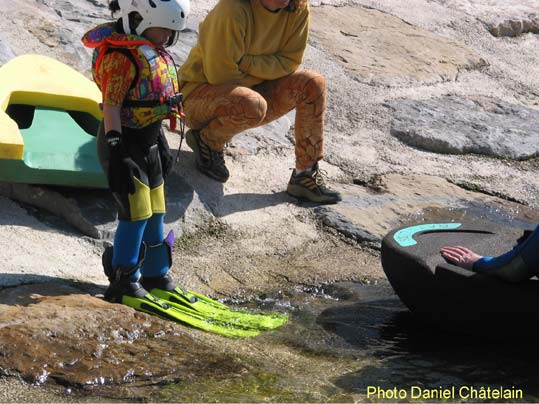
[
  {"left": 112, "top": 219, "right": 148, "bottom": 280},
  {"left": 140, "top": 213, "right": 170, "bottom": 278},
  {"left": 102, "top": 218, "right": 148, "bottom": 302}
]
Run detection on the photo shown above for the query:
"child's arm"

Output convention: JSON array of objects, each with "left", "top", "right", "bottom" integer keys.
[
  {"left": 103, "top": 104, "right": 122, "bottom": 134},
  {"left": 102, "top": 103, "right": 136, "bottom": 194},
  {"left": 99, "top": 51, "right": 136, "bottom": 134},
  {"left": 99, "top": 53, "right": 137, "bottom": 194}
]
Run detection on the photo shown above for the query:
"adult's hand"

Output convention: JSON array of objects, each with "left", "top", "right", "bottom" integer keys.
[{"left": 440, "top": 246, "right": 482, "bottom": 270}]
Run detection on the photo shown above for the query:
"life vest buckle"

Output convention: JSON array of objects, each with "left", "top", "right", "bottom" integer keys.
[{"left": 167, "top": 93, "right": 183, "bottom": 107}]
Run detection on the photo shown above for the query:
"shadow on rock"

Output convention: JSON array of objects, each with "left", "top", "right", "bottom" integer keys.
[
  {"left": 0, "top": 183, "right": 117, "bottom": 240},
  {"left": 51, "top": 170, "right": 196, "bottom": 238},
  {"left": 216, "top": 191, "right": 289, "bottom": 217},
  {"left": 318, "top": 297, "right": 539, "bottom": 398},
  {"left": 173, "top": 150, "right": 223, "bottom": 216},
  {"left": 0, "top": 279, "right": 246, "bottom": 399},
  {"left": 0, "top": 274, "right": 104, "bottom": 304},
  {"left": 163, "top": 169, "right": 195, "bottom": 223},
  {"left": 177, "top": 150, "right": 290, "bottom": 217},
  {"left": 0, "top": 169, "right": 196, "bottom": 240},
  {"left": 2, "top": 149, "right": 289, "bottom": 241}
]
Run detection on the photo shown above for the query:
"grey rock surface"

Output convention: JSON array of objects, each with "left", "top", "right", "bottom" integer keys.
[
  {"left": 2, "top": 0, "right": 539, "bottom": 288},
  {"left": 431, "top": 0, "right": 539, "bottom": 37},
  {"left": 0, "top": 194, "right": 104, "bottom": 287},
  {"left": 387, "top": 96, "right": 539, "bottom": 160},
  {"left": 309, "top": 5, "right": 487, "bottom": 87},
  {"left": 0, "top": 37, "right": 14, "bottom": 64},
  {"left": 487, "top": 14, "right": 539, "bottom": 38},
  {"left": 0, "top": 166, "right": 216, "bottom": 241}
]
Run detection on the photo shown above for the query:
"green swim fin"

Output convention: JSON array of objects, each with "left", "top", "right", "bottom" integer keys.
[
  {"left": 147, "top": 286, "right": 288, "bottom": 331},
  {"left": 122, "top": 292, "right": 261, "bottom": 338},
  {"left": 103, "top": 245, "right": 287, "bottom": 335}
]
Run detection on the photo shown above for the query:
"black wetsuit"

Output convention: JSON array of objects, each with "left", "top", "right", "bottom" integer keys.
[{"left": 97, "top": 120, "right": 166, "bottom": 221}]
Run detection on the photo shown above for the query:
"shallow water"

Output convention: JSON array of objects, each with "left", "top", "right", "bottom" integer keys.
[
  {"left": 139, "top": 279, "right": 538, "bottom": 403},
  {"left": 5, "top": 280, "right": 538, "bottom": 403},
  {"left": 5, "top": 203, "right": 539, "bottom": 403},
  {"left": 318, "top": 283, "right": 538, "bottom": 402}
]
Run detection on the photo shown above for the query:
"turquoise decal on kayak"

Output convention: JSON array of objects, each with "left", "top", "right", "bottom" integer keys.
[{"left": 394, "top": 223, "right": 462, "bottom": 247}]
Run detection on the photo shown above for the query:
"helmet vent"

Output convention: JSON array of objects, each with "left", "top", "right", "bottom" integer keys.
[{"left": 148, "top": 0, "right": 157, "bottom": 8}]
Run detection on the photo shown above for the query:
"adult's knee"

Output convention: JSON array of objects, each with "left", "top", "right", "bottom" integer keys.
[
  {"left": 237, "top": 90, "right": 268, "bottom": 125},
  {"left": 301, "top": 70, "right": 326, "bottom": 104}
]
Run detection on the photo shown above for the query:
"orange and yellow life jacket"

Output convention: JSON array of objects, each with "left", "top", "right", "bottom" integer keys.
[{"left": 82, "top": 22, "right": 182, "bottom": 129}]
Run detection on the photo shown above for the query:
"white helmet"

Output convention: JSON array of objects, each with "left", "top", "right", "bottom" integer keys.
[{"left": 118, "top": 0, "right": 190, "bottom": 36}]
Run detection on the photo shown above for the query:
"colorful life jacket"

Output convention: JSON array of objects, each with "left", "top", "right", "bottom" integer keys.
[{"left": 82, "top": 22, "right": 182, "bottom": 129}]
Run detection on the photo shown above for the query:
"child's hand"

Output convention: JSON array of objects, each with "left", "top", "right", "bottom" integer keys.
[{"left": 105, "top": 130, "right": 137, "bottom": 194}]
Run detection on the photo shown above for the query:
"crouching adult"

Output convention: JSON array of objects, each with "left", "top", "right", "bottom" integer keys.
[{"left": 178, "top": 0, "right": 342, "bottom": 204}]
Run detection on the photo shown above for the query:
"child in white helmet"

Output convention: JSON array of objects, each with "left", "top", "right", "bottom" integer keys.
[{"left": 82, "top": 0, "right": 190, "bottom": 303}]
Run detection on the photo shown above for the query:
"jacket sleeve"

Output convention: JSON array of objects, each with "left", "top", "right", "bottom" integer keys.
[
  {"left": 99, "top": 52, "right": 137, "bottom": 106},
  {"left": 238, "top": 9, "right": 309, "bottom": 80},
  {"left": 199, "top": 8, "right": 259, "bottom": 85}
]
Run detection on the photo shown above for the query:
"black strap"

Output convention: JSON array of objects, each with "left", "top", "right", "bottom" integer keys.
[
  {"left": 123, "top": 93, "right": 183, "bottom": 108},
  {"left": 122, "top": 99, "right": 161, "bottom": 107},
  {"left": 117, "top": 243, "right": 146, "bottom": 278}
]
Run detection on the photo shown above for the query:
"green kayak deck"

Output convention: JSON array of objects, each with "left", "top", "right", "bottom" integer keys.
[{"left": 0, "top": 105, "right": 106, "bottom": 188}]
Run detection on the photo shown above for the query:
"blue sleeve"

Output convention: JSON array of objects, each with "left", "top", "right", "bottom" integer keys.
[{"left": 473, "top": 225, "right": 539, "bottom": 282}]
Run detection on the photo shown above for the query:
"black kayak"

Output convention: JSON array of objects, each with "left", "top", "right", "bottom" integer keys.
[{"left": 381, "top": 221, "right": 539, "bottom": 338}]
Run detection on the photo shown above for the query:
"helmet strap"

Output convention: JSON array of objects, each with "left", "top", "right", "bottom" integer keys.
[{"left": 121, "top": 16, "right": 132, "bottom": 35}]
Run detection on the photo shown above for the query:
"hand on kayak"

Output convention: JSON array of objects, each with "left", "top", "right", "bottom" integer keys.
[{"left": 440, "top": 246, "right": 482, "bottom": 270}]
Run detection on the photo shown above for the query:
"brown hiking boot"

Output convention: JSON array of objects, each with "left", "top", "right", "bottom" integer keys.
[
  {"left": 186, "top": 129, "right": 230, "bottom": 183},
  {"left": 287, "top": 163, "right": 342, "bottom": 204}
]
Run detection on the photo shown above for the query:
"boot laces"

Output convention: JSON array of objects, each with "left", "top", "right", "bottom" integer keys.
[{"left": 312, "top": 167, "right": 328, "bottom": 187}]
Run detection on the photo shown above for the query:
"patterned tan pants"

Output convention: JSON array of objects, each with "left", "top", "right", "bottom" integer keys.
[{"left": 183, "top": 69, "right": 326, "bottom": 170}]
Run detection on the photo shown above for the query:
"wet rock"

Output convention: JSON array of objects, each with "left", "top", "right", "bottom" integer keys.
[
  {"left": 387, "top": 96, "right": 539, "bottom": 160},
  {"left": 321, "top": 282, "right": 362, "bottom": 301},
  {"left": 315, "top": 174, "right": 531, "bottom": 243},
  {"left": 310, "top": 5, "right": 486, "bottom": 86},
  {"left": 0, "top": 283, "right": 245, "bottom": 394},
  {"left": 314, "top": 207, "right": 380, "bottom": 245}
]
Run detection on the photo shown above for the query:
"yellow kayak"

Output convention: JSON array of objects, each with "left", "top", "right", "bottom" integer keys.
[{"left": 0, "top": 54, "right": 106, "bottom": 188}]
